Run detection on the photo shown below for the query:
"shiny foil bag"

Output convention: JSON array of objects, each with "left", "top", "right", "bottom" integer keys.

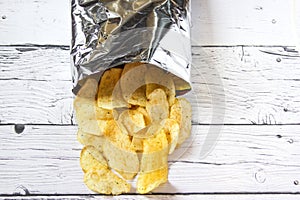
[{"left": 71, "top": 0, "right": 192, "bottom": 94}]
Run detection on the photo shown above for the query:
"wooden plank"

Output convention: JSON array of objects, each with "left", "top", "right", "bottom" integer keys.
[
  {"left": 1, "top": 46, "right": 300, "bottom": 124},
  {"left": 0, "top": 79, "right": 73, "bottom": 124},
  {"left": 0, "top": 125, "right": 300, "bottom": 194},
  {"left": 0, "top": 0, "right": 299, "bottom": 46},
  {"left": 0, "top": 0, "right": 70, "bottom": 46},
  {"left": 0, "top": 46, "right": 70, "bottom": 81},
  {"left": 192, "top": 0, "right": 299, "bottom": 46},
  {"left": 191, "top": 46, "right": 300, "bottom": 125},
  {"left": 1, "top": 194, "right": 300, "bottom": 200},
  {"left": 0, "top": 46, "right": 73, "bottom": 124}
]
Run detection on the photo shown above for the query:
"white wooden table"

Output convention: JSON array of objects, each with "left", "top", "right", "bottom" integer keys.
[{"left": 1, "top": 0, "right": 300, "bottom": 199}]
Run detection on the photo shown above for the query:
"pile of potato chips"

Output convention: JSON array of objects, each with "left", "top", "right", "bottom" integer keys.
[{"left": 74, "top": 63, "right": 192, "bottom": 195}]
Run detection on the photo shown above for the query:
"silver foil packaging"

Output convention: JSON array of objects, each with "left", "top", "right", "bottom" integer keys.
[{"left": 71, "top": 0, "right": 192, "bottom": 94}]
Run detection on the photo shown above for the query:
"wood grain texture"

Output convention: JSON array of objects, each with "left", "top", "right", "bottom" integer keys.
[
  {"left": 0, "top": 0, "right": 299, "bottom": 46},
  {"left": 0, "top": 46, "right": 73, "bottom": 124},
  {"left": 0, "top": 125, "right": 299, "bottom": 194},
  {"left": 1, "top": 46, "right": 299, "bottom": 125},
  {"left": 1, "top": 194, "right": 300, "bottom": 200}
]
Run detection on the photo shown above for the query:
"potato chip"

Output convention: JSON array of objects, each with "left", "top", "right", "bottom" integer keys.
[
  {"left": 117, "top": 109, "right": 146, "bottom": 135},
  {"left": 76, "top": 63, "right": 192, "bottom": 195},
  {"left": 132, "top": 123, "right": 162, "bottom": 139},
  {"left": 161, "top": 119, "right": 179, "bottom": 154},
  {"left": 76, "top": 78, "right": 98, "bottom": 99},
  {"left": 84, "top": 168, "right": 131, "bottom": 195},
  {"left": 146, "top": 88, "right": 169, "bottom": 123},
  {"left": 136, "top": 107, "right": 151, "bottom": 125},
  {"left": 80, "top": 146, "right": 107, "bottom": 172},
  {"left": 130, "top": 136, "right": 144, "bottom": 151},
  {"left": 140, "top": 127, "right": 168, "bottom": 173},
  {"left": 145, "top": 66, "right": 176, "bottom": 105},
  {"left": 170, "top": 97, "right": 192, "bottom": 146},
  {"left": 115, "top": 169, "right": 137, "bottom": 180},
  {"left": 101, "top": 120, "right": 140, "bottom": 174},
  {"left": 104, "top": 120, "right": 132, "bottom": 149},
  {"left": 120, "top": 63, "right": 147, "bottom": 106},
  {"left": 77, "top": 130, "right": 105, "bottom": 151},
  {"left": 137, "top": 128, "right": 169, "bottom": 194},
  {"left": 137, "top": 167, "right": 168, "bottom": 194},
  {"left": 74, "top": 79, "right": 104, "bottom": 135},
  {"left": 95, "top": 106, "right": 113, "bottom": 120},
  {"left": 97, "top": 68, "right": 128, "bottom": 109},
  {"left": 103, "top": 139, "right": 139, "bottom": 174}
]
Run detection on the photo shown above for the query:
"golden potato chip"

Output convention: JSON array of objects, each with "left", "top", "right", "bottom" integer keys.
[
  {"left": 77, "top": 130, "right": 105, "bottom": 151},
  {"left": 120, "top": 63, "right": 147, "bottom": 107},
  {"left": 103, "top": 139, "right": 140, "bottom": 174},
  {"left": 161, "top": 119, "right": 180, "bottom": 154},
  {"left": 137, "top": 127, "right": 169, "bottom": 194},
  {"left": 101, "top": 120, "right": 140, "bottom": 173},
  {"left": 140, "top": 127, "right": 168, "bottom": 173},
  {"left": 170, "top": 97, "right": 192, "bottom": 146},
  {"left": 80, "top": 146, "right": 107, "bottom": 173},
  {"left": 117, "top": 109, "right": 146, "bottom": 135},
  {"left": 132, "top": 123, "right": 162, "bottom": 139},
  {"left": 95, "top": 106, "right": 113, "bottom": 120},
  {"left": 74, "top": 79, "right": 104, "bottom": 136},
  {"left": 130, "top": 136, "right": 144, "bottom": 151},
  {"left": 97, "top": 68, "right": 128, "bottom": 109},
  {"left": 76, "top": 64, "right": 192, "bottom": 195},
  {"left": 104, "top": 120, "right": 132, "bottom": 149},
  {"left": 76, "top": 78, "right": 98, "bottom": 99},
  {"left": 136, "top": 107, "right": 151, "bottom": 125},
  {"left": 84, "top": 168, "right": 131, "bottom": 195},
  {"left": 145, "top": 66, "right": 176, "bottom": 105},
  {"left": 115, "top": 169, "right": 137, "bottom": 180},
  {"left": 146, "top": 88, "right": 169, "bottom": 123},
  {"left": 137, "top": 167, "right": 168, "bottom": 194}
]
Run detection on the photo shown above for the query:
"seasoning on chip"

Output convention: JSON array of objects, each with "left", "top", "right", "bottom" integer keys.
[{"left": 74, "top": 65, "right": 192, "bottom": 194}]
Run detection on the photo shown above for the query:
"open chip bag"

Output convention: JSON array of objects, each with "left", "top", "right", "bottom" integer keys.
[{"left": 71, "top": 0, "right": 192, "bottom": 195}]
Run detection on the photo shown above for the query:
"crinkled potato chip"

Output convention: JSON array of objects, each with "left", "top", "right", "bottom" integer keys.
[
  {"left": 137, "top": 167, "right": 168, "bottom": 194},
  {"left": 145, "top": 66, "right": 176, "bottom": 105},
  {"left": 170, "top": 98, "right": 192, "bottom": 146},
  {"left": 74, "top": 79, "right": 104, "bottom": 135},
  {"left": 97, "top": 68, "right": 128, "bottom": 109},
  {"left": 121, "top": 63, "right": 147, "bottom": 106},
  {"left": 161, "top": 119, "right": 180, "bottom": 154},
  {"left": 146, "top": 88, "right": 169, "bottom": 123}
]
